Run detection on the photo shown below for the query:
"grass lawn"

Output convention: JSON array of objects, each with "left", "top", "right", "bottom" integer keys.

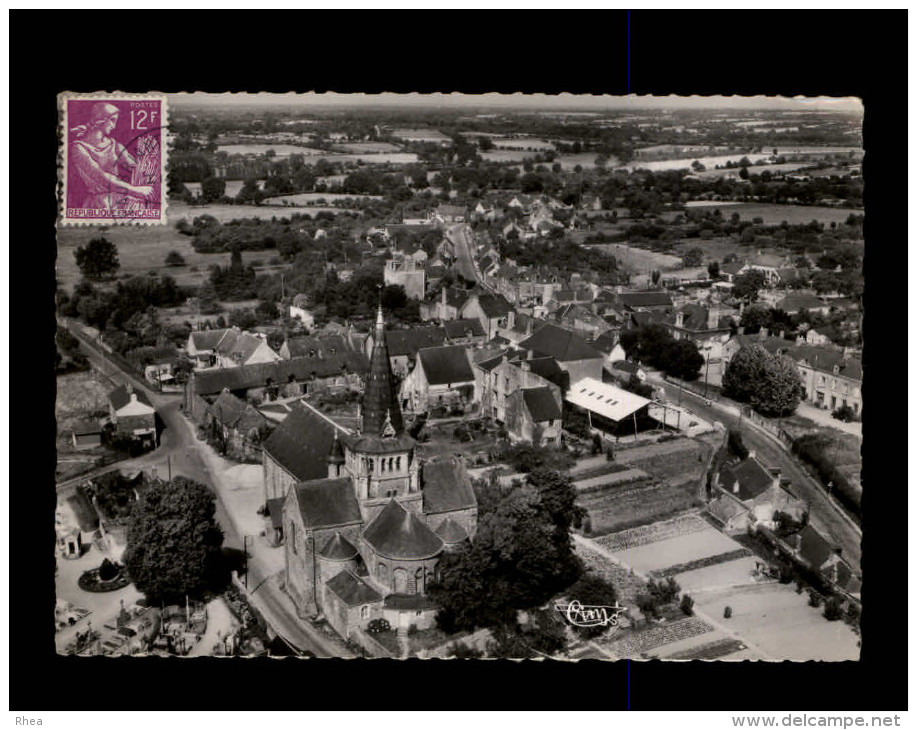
[{"left": 587, "top": 243, "right": 683, "bottom": 272}]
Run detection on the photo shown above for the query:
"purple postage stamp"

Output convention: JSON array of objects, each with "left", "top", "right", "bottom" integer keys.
[{"left": 59, "top": 92, "right": 168, "bottom": 225}]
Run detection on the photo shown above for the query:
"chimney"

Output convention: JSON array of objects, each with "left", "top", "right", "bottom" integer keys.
[
  {"left": 707, "top": 306, "right": 719, "bottom": 330},
  {"left": 732, "top": 479, "right": 740, "bottom": 495},
  {"left": 748, "top": 450, "right": 756, "bottom": 460},
  {"left": 675, "top": 310, "right": 684, "bottom": 328}
]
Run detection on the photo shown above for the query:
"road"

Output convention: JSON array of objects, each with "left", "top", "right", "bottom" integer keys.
[
  {"left": 652, "top": 377, "right": 861, "bottom": 570},
  {"left": 62, "top": 320, "right": 348, "bottom": 657},
  {"left": 446, "top": 223, "right": 479, "bottom": 284}
]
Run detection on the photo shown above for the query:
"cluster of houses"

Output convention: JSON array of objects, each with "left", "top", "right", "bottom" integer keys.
[{"left": 707, "top": 450, "right": 861, "bottom": 604}]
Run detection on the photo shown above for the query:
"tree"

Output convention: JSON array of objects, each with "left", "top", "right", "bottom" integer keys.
[
  {"left": 739, "top": 304, "right": 772, "bottom": 335},
  {"left": 429, "top": 481, "right": 582, "bottom": 634},
  {"left": 122, "top": 477, "right": 225, "bottom": 603},
  {"left": 733, "top": 269, "right": 767, "bottom": 302},
  {"left": 707, "top": 260, "right": 720, "bottom": 279},
  {"left": 201, "top": 176, "right": 226, "bottom": 203},
  {"left": 660, "top": 339, "right": 705, "bottom": 381},
  {"left": 722, "top": 344, "right": 804, "bottom": 417},
  {"left": 75, "top": 237, "right": 120, "bottom": 280},
  {"left": 651, "top": 269, "right": 661, "bottom": 285},
  {"left": 682, "top": 247, "right": 704, "bottom": 268},
  {"left": 164, "top": 250, "right": 186, "bottom": 267}
]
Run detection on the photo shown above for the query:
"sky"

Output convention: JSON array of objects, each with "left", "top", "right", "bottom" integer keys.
[{"left": 168, "top": 92, "right": 863, "bottom": 115}]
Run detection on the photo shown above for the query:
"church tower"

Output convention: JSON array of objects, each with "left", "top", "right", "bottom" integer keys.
[{"left": 343, "top": 302, "right": 420, "bottom": 523}]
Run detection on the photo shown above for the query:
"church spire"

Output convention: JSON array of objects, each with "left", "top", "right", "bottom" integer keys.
[{"left": 361, "top": 301, "right": 404, "bottom": 438}]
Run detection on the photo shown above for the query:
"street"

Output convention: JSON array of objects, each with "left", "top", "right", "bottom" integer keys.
[
  {"left": 652, "top": 377, "right": 861, "bottom": 570},
  {"left": 446, "top": 223, "right": 480, "bottom": 284}
]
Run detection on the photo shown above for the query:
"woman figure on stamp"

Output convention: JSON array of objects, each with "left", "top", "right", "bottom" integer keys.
[{"left": 69, "top": 102, "right": 154, "bottom": 210}]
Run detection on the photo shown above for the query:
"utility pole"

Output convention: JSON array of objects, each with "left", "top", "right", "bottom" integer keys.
[
  {"left": 703, "top": 348, "right": 711, "bottom": 398},
  {"left": 243, "top": 535, "right": 251, "bottom": 590},
  {"left": 167, "top": 455, "right": 172, "bottom": 483}
]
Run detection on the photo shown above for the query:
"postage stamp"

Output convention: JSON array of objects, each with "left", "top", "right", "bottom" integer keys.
[{"left": 58, "top": 92, "right": 168, "bottom": 226}]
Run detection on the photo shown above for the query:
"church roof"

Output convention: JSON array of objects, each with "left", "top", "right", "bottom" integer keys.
[
  {"left": 325, "top": 571, "right": 383, "bottom": 607},
  {"left": 422, "top": 457, "right": 477, "bottom": 514},
  {"left": 361, "top": 307, "right": 405, "bottom": 438},
  {"left": 319, "top": 531, "right": 359, "bottom": 561},
  {"left": 292, "top": 478, "right": 362, "bottom": 530},
  {"left": 262, "top": 402, "right": 348, "bottom": 482},
  {"left": 362, "top": 499, "right": 444, "bottom": 561},
  {"left": 434, "top": 517, "right": 468, "bottom": 544}
]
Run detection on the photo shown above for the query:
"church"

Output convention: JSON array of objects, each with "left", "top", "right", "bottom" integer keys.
[{"left": 262, "top": 305, "right": 478, "bottom": 641}]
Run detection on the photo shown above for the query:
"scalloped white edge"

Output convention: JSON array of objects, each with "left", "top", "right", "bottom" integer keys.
[{"left": 58, "top": 91, "right": 169, "bottom": 227}]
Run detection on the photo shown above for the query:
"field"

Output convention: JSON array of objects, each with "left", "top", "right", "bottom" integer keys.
[
  {"left": 618, "top": 153, "right": 771, "bottom": 172},
  {"left": 587, "top": 243, "right": 683, "bottom": 272},
  {"left": 185, "top": 180, "right": 253, "bottom": 198},
  {"left": 606, "top": 526, "right": 743, "bottom": 574},
  {"left": 330, "top": 141, "right": 402, "bottom": 154},
  {"left": 692, "top": 162, "right": 814, "bottom": 180},
  {"left": 260, "top": 192, "right": 382, "bottom": 205},
  {"left": 217, "top": 144, "right": 320, "bottom": 157},
  {"left": 681, "top": 202, "right": 864, "bottom": 226},
  {"left": 56, "top": 217, "right": 277, "bottom": 292},
  {"left": 579, "top": 478, "right": 701, "bottom": 537}
]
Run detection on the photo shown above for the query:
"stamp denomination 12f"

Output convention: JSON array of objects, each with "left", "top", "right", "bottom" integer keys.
[{"left": 60, "top": 93, "right": 168, "bottom": 226}]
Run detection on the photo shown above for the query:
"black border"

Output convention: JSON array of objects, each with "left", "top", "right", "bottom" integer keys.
[{"left": 15, "top": 9, "right": 905, "bottom": 712}]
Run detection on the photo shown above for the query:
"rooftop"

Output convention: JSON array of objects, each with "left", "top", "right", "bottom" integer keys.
[
  {"left": 519, "top": 322, "right": 603, "bottom": 363},
  {"left": 292, "top": 477, "right": 362, "bottom": 530},
  {"left": 325, "top": 571, "right": 383, "bottom": 607},
  {"left": 362, "top": 499, "right": 444, "bottom": 561},
  {"left": 417, "top": 345, "right": 475, "bottom": 386},
  {"left": 422, "top": 457, "right": 477, "bottom": 514},
  {"left": 719, "top": 457, "right": 776, "bottom": 502},
  {"left": 565, "top": 377, "right": 651, "bottom": 423},
  {"left": 522, "top": 386, "right": 562, "bottom": 423}
]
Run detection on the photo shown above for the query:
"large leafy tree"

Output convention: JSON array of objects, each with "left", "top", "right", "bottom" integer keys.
[
  {"left": 723, "top": 344, "right": 804, "bottom": 417},
  {"left": 75, "top": 237, "right": 120, "bottom": 280},
  {"left": 733, "top": 269, "right": 767, "bottom": 302},
  {"left": 430, "top": 472, "right": 583, "bottom": 635},
  {"left": 660, "top": 338, "right": 705, "bottom": 381},
  {"left": 122, "top": 477, "right": 225, "bottom": 603}
]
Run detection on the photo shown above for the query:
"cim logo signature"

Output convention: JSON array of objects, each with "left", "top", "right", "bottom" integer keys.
[{"left": 555, "top": 599, "right": 628, "bottom": 629}]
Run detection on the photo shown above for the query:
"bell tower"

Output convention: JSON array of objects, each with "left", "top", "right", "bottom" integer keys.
[{"left": 346, "top": 298, "right": 420, "bottom": 523}]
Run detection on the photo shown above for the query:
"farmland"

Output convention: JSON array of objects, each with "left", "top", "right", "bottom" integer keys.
[
  {"left": 586, "top": 243, "right": 683, "bottom": 272},
  {"left": 618, "top": 153, "right": 772, "bottom": 172},
  {"left": 680, "top": 202, "right": 864, "bottom": 225},
  {"left": 260, "top": 192, "right": 383, "bottom": 205},
  {"left": 217, "top": 143, "right": 319, "bottom": 157},
  {"left": 56, "top": 217, "right": 278, "bottom": 292}
]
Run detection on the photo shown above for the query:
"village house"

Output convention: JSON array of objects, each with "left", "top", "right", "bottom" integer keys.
[
  {"left": 506, "top": 385, "right": 563, "bottom": 446},
  {"left": 610, "top": 359, "right": 647, "bottom": 385},
  {"left": 442, "top": 318, "right": 487, "bottom": 347},
  {"left": 108, "top": 383, "right": 157, "bottom": 447},
  {"left": 476, "top": 349, "right": 567, "bottom": 426},
  {"left": 708, "top": 454, "right": 805, "bottom": 534},
  {"left": 71, "top": 420, "right": 102, "bottom": 450},
  {"left": 790, "top": 344, "right": 863, "bottom": 416},
  {"left": 460, "top": 292, "right": 515, "bottom": 339},
  {"left": 614, "top": 290, "right": 674, "bottom": 316},
  {"left": 420, "top": 286, "right": 471, "bottom": 322},
  {"left": 365, "top": 326, "right": 447, "bottom": 378},
  {"left": 279, "top": 334, "right": 350, "bottom": 361},
  {"left": 212, "top": 328, "right": 282, "bottom": 369},
  {"left": 431, "top": 203, "right": 467, "bottom": 225},
  {"left": 591, "top": 330, "right": 627, "bottom": 369},
  {"left": 206, "top": 389, "right": 273, "bottom": 461},
  {"left": 399, "top": 344, "right": 477, "bottom": 415},
  {"left": 518, "top": 322, "right": 605, "bottom": 385},
  {"left": 554, "top": 303, "right": 614, "bottom": 341},
  {"left": 663, "top": 303, "right": 734, "bottom": 362},
  {"left": 184, "top": 349, "right": 369, "bottom": 407},
  {"left": 142, "top": 345, "right": 179, "bottom": 388},
  {"left": 783, "top": 525, "right": 861, "bottom": 600},
  {"left": 383, "top": 248, "right": 427, "bottom": 301},
  {"left": 185, "top": 328, "right": 230, "bottom": 369},
  {"left": 775, "top": 292, "right": 832, "bottom": 316}
]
